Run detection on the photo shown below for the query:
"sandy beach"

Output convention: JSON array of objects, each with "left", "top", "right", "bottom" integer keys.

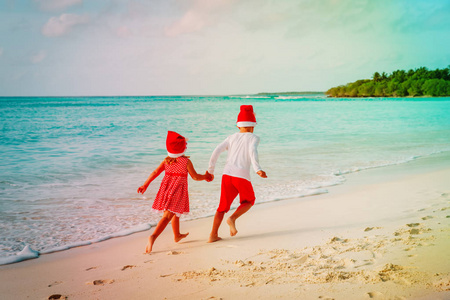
[{"left": 1, "top": 152, "right": 449, "bottom": 300}]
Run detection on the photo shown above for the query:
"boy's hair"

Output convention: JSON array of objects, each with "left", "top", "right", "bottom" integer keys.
[{"left": 164, "top": 155, "right": 189, "bottom": 165}]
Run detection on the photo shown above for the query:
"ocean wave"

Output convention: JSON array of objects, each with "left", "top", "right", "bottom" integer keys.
[
  {"left": 333, "top": 149, "right": 450, "bottom": 176},
  {"left": 0, "top": 224, "right": 151, "bottom": 265},
  {"left": 0, "top": 245, "right": 39, "bottom": 265}
]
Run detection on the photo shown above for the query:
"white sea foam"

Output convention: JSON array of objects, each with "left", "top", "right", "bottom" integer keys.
[
  {"left": 333, "top": 149, "right": 450, "bottom": 176},
  {"left": 0, "top": 223, "right": 152, "bottom": 264},
  {"left": 229, "top": 95, "right": 272, "bottom": 99},
  {"left": 0, "top": 245, "right": 39, "bottom": 265},
  {"left": 40, "top": 223, "right": 151, "bottom": 255},
  {"left": 275, "top": 95, "right": 325, "bottom": 100}
]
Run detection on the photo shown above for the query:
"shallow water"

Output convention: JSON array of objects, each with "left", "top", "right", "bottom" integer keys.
[{"left": 1, "top": 95, "right": 449, "bottom": 264}]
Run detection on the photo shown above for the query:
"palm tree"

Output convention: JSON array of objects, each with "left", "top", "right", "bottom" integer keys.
[{"left": 372, "top": 72, "right": 381, "bottom": 82}]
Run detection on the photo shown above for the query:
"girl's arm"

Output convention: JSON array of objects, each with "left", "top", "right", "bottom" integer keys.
[
  {"left": 137, "top": 161, "right": 165, "bottom": 194},
  {"left": 187, "top": 159, "right": 208, "bottom": 181}
]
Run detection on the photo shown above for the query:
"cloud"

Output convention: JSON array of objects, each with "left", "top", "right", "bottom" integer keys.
[
  {"left": 116, "top": 26, "right": 132, "bottom": 38},
  {"left": 30, "top": 50, "right": 47, "bottom": 64},
  {"left": 165, "top": 10, "right": 206, "bottom": 37},
  {"left": 124, "top": 1, "right": 151, "bottom": 20},
  {"left": 35, "top": 0, "right": 83, "bottom": 12},
  {"left": 41, "top": 13, "right": 90, "bottom": 37},
  {"left": 165, "top": 0, "right": 235, "bottom": 37}
]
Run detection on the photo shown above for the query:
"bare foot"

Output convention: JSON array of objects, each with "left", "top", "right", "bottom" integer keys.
[
  {"left": 174, "top": 232, "right": 189, "bottom": 243},
  {"left": 227, "top": 217, "right": 238, "bottom": 236},
  {"left": 145, "top": 236, "right": 155, "bottom": 254},
  {"left": 207, "top": 235, "right": 222, "bottom": 243}
]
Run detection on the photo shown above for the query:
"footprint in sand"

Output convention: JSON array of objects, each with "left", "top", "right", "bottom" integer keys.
[
  {"left": 364, "top": 227, "right": 382, "bottom": 232},
  {"left": 87, "top": 279, "right": 115, "bottom": 286},
  {"left": 167, "top": 250, "right": 183, "bottom": 255},
  {"left": 433, "top": 278, "right": 450, "bottom": 291},
  {"left": 292, "top": 255, "right": 308, "bottom": 265},
  {"left": 318, "top": 296, "right": 335, "bottom": 300},
  {"left": 121, "top": 265, "right": 136, "bottom": 271},
  {"left": 421, "top": 216, "right": 433, "bottom": 220},
  {"left": 354, "top": 260, "right": 374, "bottom": 268},
  {"left": 409, "top": 228, "right": 421, "bottom": 235},
  {"left": 367, "top": 291, "right": 385, "bottom": 299},
  {"left": 85, "top": 266, "right": 97, "bottom": 271},
  {"left": 47, "top": 281, "right": 63, "bottom": 287},
  {"left": 48, "top": 295, "right": 66, "bottom": 300}
]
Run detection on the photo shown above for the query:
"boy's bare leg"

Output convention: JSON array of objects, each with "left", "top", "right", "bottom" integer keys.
[
  {"left": 227, "top": 202, "right": 252, "bottom": 236},
  {"left": 146, "top": 211, "right": 174, "bottom": 253},
  {"left": 208, "top": 211, "right": 225, "bottom": 243},
  {"left": 171, "top": 215, "right": 189, "bottom": 243}
]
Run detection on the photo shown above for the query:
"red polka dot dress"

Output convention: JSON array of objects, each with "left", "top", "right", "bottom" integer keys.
[{"left": 152, "top": 156, "right": 189, "bottom": 216}]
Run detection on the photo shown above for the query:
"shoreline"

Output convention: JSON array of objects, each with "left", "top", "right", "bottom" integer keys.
[
  {"left": 2, "top": 150, "right": 447, "bottom": 266},
  {"left": 1, "top": 152, "right": 450, "bottom": 299}
]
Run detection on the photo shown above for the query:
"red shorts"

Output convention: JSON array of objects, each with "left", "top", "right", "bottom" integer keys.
[{"left": 217, "top": 175, "right": 256, "bottom": 213}]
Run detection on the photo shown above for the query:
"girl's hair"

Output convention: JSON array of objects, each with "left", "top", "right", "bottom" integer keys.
[{"left": 164, "top": 155, "right": 190, "bottom": 165}]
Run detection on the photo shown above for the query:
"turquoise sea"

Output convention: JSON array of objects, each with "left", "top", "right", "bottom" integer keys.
[{"left": 1, "top": 95, "right": 450, "bottom": 264}]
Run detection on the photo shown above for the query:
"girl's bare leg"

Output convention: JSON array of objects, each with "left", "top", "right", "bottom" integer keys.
[
  {"left": 227, "top": 202, "right": 252, "bottom": 236},
  {"left": 146, "top": 211, "right": 174, "bottom": 253},
  {"left": 171, "top": 215, "right": 189, "bottom": 243},
  {"left": 208, "top": 211, "right": 225, "bottom": 243}
]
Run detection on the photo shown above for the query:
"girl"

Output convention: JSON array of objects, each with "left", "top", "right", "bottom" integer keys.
[{"left": 137, "top": 131, "right": 210, "bottom": 253}]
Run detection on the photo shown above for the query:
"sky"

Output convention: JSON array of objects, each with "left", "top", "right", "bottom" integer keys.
[{"left": 0, "top": 0, "right": 449, "bottom": 96}]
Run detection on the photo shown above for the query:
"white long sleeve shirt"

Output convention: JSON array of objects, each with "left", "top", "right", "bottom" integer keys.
[{"left": 207, "top": 132, "right": 262, "bottom": 181}]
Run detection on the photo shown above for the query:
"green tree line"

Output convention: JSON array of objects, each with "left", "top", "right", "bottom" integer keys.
[{"left": 326, "top": 66, "right": 450, "bottom": 97}]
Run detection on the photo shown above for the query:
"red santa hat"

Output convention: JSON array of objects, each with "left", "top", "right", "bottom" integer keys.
[
  {"left": 236, "top": 105, "right": 257, "bottom": 127},
  {"left": 166, "top": 131, "right": 188, "bottom": 158}
]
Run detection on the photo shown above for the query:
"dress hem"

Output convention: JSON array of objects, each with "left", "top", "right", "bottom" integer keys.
[{"left": 152, "top": 208, "right": 189, "bottom": 218}]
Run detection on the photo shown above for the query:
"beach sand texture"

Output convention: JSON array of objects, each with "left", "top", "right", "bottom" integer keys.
[{"left": 0, "top": 152, "right": 449, "bottom": 300}]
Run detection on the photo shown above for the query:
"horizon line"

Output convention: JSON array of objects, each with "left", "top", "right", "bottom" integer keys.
[{"left": 0, "top": 91, "right": 326, "bottom": 98}]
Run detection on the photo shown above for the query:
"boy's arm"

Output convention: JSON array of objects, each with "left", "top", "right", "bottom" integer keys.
[
  {"left": 137, "top": 161, "right": 165, "bottom": 194},
  {"left": 250, "top": 136, "right": 267, "bottom": 178},
  {"left": 207, "top": 138, "right": 229, "bottom": 175}
]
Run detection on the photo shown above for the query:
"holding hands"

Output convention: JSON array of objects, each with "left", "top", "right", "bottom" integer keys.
[
  {"left": 205, "top": 170, "right": 266, "bottom": 181},
  {"left": 204, "top": 170, "right": 266, "bottom": 181},
  {"left": 205, "top": 171, "right": 214, "bottom": 182}
]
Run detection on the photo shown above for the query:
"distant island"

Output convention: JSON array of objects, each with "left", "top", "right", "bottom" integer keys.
[{"left": 326, "top": 66, "right": 450, "bottom": 97}]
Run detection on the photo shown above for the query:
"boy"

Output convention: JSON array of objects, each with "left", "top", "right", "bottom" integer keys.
[{"left": 206, "top": 105, "right": 267, "bottom": 243}]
